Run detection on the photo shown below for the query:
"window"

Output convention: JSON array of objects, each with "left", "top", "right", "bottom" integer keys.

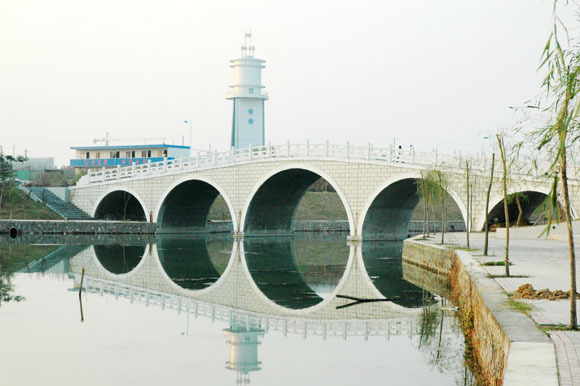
[
  {"left": 110, "top": 151, "right": 119, "bottom": 158},
  {"left": 141, "top": 151, "right": 147, "bottom": 157},
  {"left": 249, "top": 88, "right": 254, "bottom": 94},
  {"left": 96, "top": 152, "right": 100, "bottom": 159},
  {"left": 131, "top": 151, "right": 135, "bottom": 158},
  {"left": 147, "top": 150, "right": 151, "bottom": 158},
  {"left": 125, "top": 151, "right": 131, "bottom": 158},
  {"left": 85, "top": 152, "right": 90, "bottom": 159},
  {"left": 163, "top": 149, "right": 168, "bottom": 157},
  {"left": 248, "top": 118, "right": 254, "bottom": 124},
  {"left": 248, "top": 108, "right": 254, "bottom": 114}
]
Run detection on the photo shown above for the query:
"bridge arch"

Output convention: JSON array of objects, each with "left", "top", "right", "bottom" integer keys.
[
  {"left": 479, "top": 186, "right": 552, "bottom": 230},
  {"left": 359, "top": 173, "right": 467, "bottom": 240},
  {"left": 93, "top": 187, "right": 149, "bottom": 222},
  {"left": 240, "top": 165, "right": 355, "bottom": 236},
  {"left": 154, "top": 176, "right": 236, "bottom": 233}
]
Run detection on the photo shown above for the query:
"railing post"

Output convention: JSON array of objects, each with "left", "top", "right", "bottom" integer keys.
[
  {"left": 411, "top": 146, "right": 415, "bottom": 164},
  {"left": 196, "top": 151, "right": 200, "bottom": 168},
  {"left": 214, "top": 150, "right": 218, "bottom": 165},
  {"left": 178, "top": 156, "right": 182, "bottom": 169},
  {"left": 367, "top": 142, "right": 371, "bottom": 160},
  {"left": 458, "top": 151, "right": 462, "bottom": 167},
  {"left": 325, "top": 139, "right": 329, "bottom": 157},
  {"left": 286, "top": 140, "right": 290, "bottom": 157},
  {"left": 116, "top": 165, "right": 121, "bottom": 179},
  {"left": 249, "top": 144, "right": 253, "bottom": 160},
  {"left": 306, "top": 138, "right": 310, "bottom": 157},
  {"left": 267, "top": 142, "right": 271, "bottom": 158},
  {"left": 163, "top": 156, "right": 167, "bottom": 172},
  {"left": 389, "top": 145, "right": 393, "bottom": 162},
  {"left": 230, "top": 147, "right": 235, "bottom": 163},
  {"left": 434, "top": 148, "right": 438, "bottom": 167},
  {"left": 101, "top": 167, "right": 106, "bottom": 181},
  {"left": 132, "top": 162, "right": 136, "bottom": 176},
  {"left": 87, "top": 171, "right": 91, "bottom": 184},
  {"left": 147, "top": 160, "right": 151, "bottom": 175},
  {"left": 346, "top": 141, "right": 350, "bottom": 159}
]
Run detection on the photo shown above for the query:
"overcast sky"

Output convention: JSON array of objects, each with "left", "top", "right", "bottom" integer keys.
[{"left": 0, "top": 0, "right": 575, "bottom": 166}]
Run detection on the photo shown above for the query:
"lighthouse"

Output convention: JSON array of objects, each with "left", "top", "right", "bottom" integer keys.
[{"left": 227, "top": 32, "right": 268, "bottom": 149}]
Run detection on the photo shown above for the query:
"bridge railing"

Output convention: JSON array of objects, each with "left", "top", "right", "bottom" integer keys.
[{"left": 79, "top": 141, "right": 547, "bottom": 186}]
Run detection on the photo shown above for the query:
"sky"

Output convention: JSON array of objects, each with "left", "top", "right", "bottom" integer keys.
[{"left": 0, "top": 0, "right": 576, "bottom": 167}]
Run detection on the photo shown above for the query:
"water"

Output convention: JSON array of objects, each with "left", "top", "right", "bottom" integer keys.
[{"left": 0, "top": 234, "right": 474, "bottom": 386}]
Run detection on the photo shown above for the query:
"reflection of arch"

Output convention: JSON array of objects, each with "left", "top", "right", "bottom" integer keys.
[
  {"left": 359, "top": 174, "right": 466, "bottom": 241},
  {"left": 153, "top": 234, "right": 234, "bottom": 293},
  {"left": 92, "top": 244, "right": 149, "bottom": 278},
  {"left": 239, "top": 238, "right": 356, "bottom": 315},
  {"left": 241, "top": 165, "right": 354, "bottom": 236},
  {"left": 93, "top": 188, "right": 149, "bottom": 221},
  {"left": 482, "top": 190, "right": 551, "bottom": 230},
  {"left": 361, "top": 241, "right": 427, "bottom": 308},
  {"left": 155, "top": 176, "right": 236, "bottom": 233}
]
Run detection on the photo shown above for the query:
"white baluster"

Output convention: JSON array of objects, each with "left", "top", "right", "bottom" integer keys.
[
  {"left": 163, "top": 156, "right": 167, "bottom": 172},
  {"left": 249, "top": 144, "right": 253, "bottom": 160},
  {"left": 101, "top": 167, "right": 106, "bottom": 181},
  {"left": 325, "top": 139, "right": 329, "bottom": 157},
  {"left": 116, "top": 165, "right": 121, "bottom": 179},
  {"left": 367, "top": 142, "right": 371, "bottom": 160},
  {"left": 346, "top": 141, "right": 350, "bottom": 159},
  {"left": 306, "top": 138, "right": 310, "bottom": 157},
  {"left": 267, "top": 142, "right": 271, "bottom": 158}
]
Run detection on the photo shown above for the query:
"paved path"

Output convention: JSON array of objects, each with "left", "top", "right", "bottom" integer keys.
[{"left": 443, "top": 232, "right": 580, "bottom": 385}]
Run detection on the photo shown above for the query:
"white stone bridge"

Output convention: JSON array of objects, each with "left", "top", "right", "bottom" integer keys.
[{"left": 70, "top": 142, "right": 580, "bottom": 240}]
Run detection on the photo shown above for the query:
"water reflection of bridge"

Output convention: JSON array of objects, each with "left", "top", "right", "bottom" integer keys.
[{"left": 67, "top": 235, "right": 428, "bottom": 321}]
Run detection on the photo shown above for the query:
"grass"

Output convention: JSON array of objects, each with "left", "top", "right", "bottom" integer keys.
[
  {"left": 0, "top": 187, "right": 61, "bottom": 220},
  {"left": 511, "top": 300, "right": 533, "bottom": 313},
  {"left": 541, "top": 324, "right": 577, "bottom": 332},
  {"left": 482, "top": 261, "right": 513, "bottom": 266}
]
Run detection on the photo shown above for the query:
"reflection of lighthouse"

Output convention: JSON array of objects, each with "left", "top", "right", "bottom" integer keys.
[{"left": 223, "top": 315, "right": 265, "bottom": 385}]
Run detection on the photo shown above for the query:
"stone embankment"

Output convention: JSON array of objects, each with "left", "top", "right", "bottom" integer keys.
[
  {"left": 0, "top": 220, "right": 156, "bottom": 236},
  {"left": 402, "top": 237, "right": 557, "bottom": 386}
]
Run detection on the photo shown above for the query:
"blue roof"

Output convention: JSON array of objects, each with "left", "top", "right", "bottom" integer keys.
[{"left": 70, "top": 144, "right": 190, "bottom": 150}]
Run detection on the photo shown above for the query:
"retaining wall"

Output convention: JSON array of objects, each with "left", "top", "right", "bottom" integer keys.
[
  {"left": 0, "top": 220, "right": 156, "bottom": 235},
  {"left": 402, "top": 238, "right": 556, "bottom": 386}
]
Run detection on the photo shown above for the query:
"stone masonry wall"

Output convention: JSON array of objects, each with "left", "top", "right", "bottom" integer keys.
[
  {"left": 0, "top": 220, "right": 155, "bottom": 235},
  {"left": 402, "top": 238, "right": 553, "bottom": 385}
]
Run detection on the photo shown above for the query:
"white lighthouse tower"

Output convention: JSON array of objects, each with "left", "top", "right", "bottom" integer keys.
[{"left": 227, "top": 32, "right": 268, "bottom": 149}]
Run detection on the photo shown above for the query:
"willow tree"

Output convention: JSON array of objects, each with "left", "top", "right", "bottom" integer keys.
[
  {"left": 524, "top": 0, "right": 580, "bottom": 328},
  {"left": 416, "top": 171, "right": 440, "bottom": 239}
]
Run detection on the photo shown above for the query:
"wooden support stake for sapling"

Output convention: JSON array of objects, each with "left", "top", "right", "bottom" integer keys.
[{"left": 79, "top": 267, "right": 85, "bottom": 322}]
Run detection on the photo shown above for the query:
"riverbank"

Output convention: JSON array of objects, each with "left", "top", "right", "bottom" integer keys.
[{"left": 402, "top": 233, "right": 560, "bottom": 386}]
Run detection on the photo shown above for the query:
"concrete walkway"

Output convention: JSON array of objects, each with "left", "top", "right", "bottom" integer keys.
[{"left": 442, "top": 231, "right": 580, "bottom": 385}]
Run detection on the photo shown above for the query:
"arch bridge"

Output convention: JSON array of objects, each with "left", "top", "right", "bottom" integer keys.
[{"left": 70, "top": 142, "right": 580, "bottom": 241}]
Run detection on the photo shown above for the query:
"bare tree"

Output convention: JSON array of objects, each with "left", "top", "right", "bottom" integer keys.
[
  {"left": 497, "top": 134, "right": 510, "bottom": 276},
  {"left": 483, "top": 153, "right": 495, "bottom": 256}
]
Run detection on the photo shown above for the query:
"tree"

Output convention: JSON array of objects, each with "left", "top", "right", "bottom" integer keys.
[
  {"left": 416, "top": 171, "right": 439, "bottom": 239},
  {"left": 519, "top": 0, "right": 580, "bottom": 328},
  {"left": 483, "top": 153, "right": 495, "bottom": 256},
  {"left": 497, "top": 134, "right": 511, "bottom": 277},
  {"left": 435, "top": 170, "right": 449, "bottom": 244},
  {"left": 507, "top": 192, "right": 528, "bottom": 226},
  {"left": 0, "top": 151, "right": 26, "bottom": 209},
  {"left": 465, "top": 161, "right": 470, "bottom": 249}
]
